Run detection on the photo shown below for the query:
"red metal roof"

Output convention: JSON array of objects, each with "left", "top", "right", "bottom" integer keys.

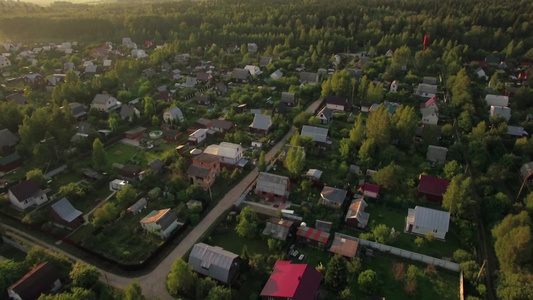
[
  {"left": 360, "top": 182, "right": 380, "bottom": 194},
  {"left": 418, "top": 174, "right": 450, "bottom": 196},
  {"left": 260, "top": 261, "right": 323, "bottom": 299},
  {"left": 296, "top": 226, "right": 329, "bottom": 243},
  {"left": 420, "top": 97, "right": 435, "bottom": 109}
]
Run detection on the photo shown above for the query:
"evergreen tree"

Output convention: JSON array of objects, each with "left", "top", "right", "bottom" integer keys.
[{"left": 92, "top": 138, "right": 106, "bottom": 169}]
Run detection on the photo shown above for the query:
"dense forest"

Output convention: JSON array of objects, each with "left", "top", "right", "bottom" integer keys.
[{"left": 1, "top": 0, "right": 533, "bottom": 57}]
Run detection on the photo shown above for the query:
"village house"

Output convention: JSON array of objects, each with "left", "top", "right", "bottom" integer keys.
[
  {"left": 490, "top": 106, "right": 511, "bottom": 121},
  {"left": 422, "top": 111, "right": 439, "bottom": 125},
  {"left": 317, "top": 107, "right": 333, "bottom": 124},
  {"left": 210, "top": 119, "right": 235, "bottom": 135},
  {"left": 485, "top": 94, "right": 509, "bottom": 107},
  {"left": 0, "top": 153, "right": 22, "bottom": 172},
  {"left": 301, "top": 125, "right": 331, "bottom": 145},
  {"left": 405, "top": 206, "right": 450, "bottom": 240},
  {"left": 296, "top": 226, "right": 330, "bottom": 249},
  {"left": 124, "top": 127, "right": 147, "bottom": 140},
  {"left": 8, "top": 179, "right": 48, "bottom": 211},
  {"left": 270, "top": 69, "right": 283, "bottom": 80},
  {"left": 127, "top": 198, "right": 147, "bottom": 215},
  {"left": 0, "top": 128, "right": 18, "bottom": 155},
  {"left": 244, "top": 65, "right": 262, "bottom": 76},
  {"left": 214, "top": 81, "right": 228, "bottom": 95},
  {"left": 414, "top": 83, "right": 437, "bottom": 98},
  {"left": 475, "top": 67, "right": 488, "bottom": 80},
  {"left": 50, "top": 198, "right": 84, "bottom": 229},
  {"left": 147, "top": 158, "right": 164, "bottom": 174},
  {"left": 91, "top": 93, "right": 119, "bottom": 112},
  {"left": 300, "top": 72, "right": 319, "bottom": 85},
  {"left": 359, "top": 182, "right": 380, "bottom": 198},
  {"left": 140, "top": 208, "right": 182, "bottom": 239},
  {"left": 113, "top": 163, "right": 144, "bottom": 180},
  {"left": 247, "top": 43, "right": 258, "bottom": 53},
  {"left": 163, "top": 107, "right": 184, "bottom": 123},
  {"left": 320, "top": 186, "right": 348, "bottom": 209},
  {"left": 0, "top": 56, "right": 11, "bottom": 69},
  {"left": 189, "top": 243, "right": 241, "bottom": 284},
  {"left": 22, "top": 73, "right": 45, "bottom": 89},
  {"left": 280, "top": 92, "right": 296, "bottom": 106},
  {"left": 328, "top": 233, "right": 360, "bottom": 258},
  {"left": 262, "top": 217, "right": 295, "bottom": 241},
  {"left": 427, "top": 145, "right": 448, "bottom": 164},
  {"left": 255, "top": 172, "right": 291, "bottom": 202},
  {"left": 120, "top": 103, "right": 140, "bottom": 122},
  {"left": 325, "top": 95, "right": 348, "bottom": 111},
  {"left": 203, "top": 142, "right": 245, "bottom": 166},
  {"left": 84, "top": 64, "right": 97, "bottom": 75},
  {"left": 131, "top": 49, "right": 147, "bottom": 58},
  {"left": 231, "top": 68, "right": 253, "bottom": 83},
  {"left": 259, "top": 57, "right": 273, "bottom": 67},
  {"left": 249, "top": 114, "right": 272, "bottom": 135},
  {"left": 507, "top": 126, "right": 528, "bottom": 138},
  {"left": 68, "top": 102, "right": 87, "bottom": 119},
  {"left": 142, "top": 67, "right": 156, "bottom": 78},
  {"left": 306, "top": 168, "right": 323, "bottom": 181},
  {"left": 390, "top": 80, "right": 399, "bottom": 92},
  {"left": 162, "top": 129, "right": 182, "bottom": 142},
  {"left": 417, "top": 174, "right": 450, "bottom": 203},
  {"left": 345, "top": 196, "right": 370, "bottom": 230},
  {"left": 260, "top": 261, "right": 322, "bottom": 300},
  {"left": 188, "top": 128, "right": 208, "bottom": 145},
  {"left": 195, "top": 94, "right": 213, "bottom": 106},
  {"left": 8, "top": 262, "right": 62, "bottom": 300},
  {"left": 109, "top": 179, "right": 129, "bottom": 192},
  {"left": 420, "top": 97, "right": 438, "bottom": 116},
  {"left": 186, "top": 153, "right": 220, "bottom": 190},
  {"left": 196, "top": 70, "right": 212, "bottom": 82}
]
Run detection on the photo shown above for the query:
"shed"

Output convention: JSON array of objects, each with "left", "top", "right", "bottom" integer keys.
[
  {"left": 188, "top": 243, "right": 240, "bottom": 284},
  {"left": 417, "top": 175, "right": 450, "bottom": 203},
  {"left": 127, "top": 198, "right": 147, "bottom": 215},
  {"left": 301, "top": 125, "right": 330, "bottom": 144},
  {"left": 296, "top": 226, "right": 330, "bottom": 248},
  {"left": 50, "top": 198, "right": 84, "bottom": 228},
  {"left": 328, "top": 233, "right": 359, "bottom": 258},
  {"left": 426, "top": 145, "right": 448, "bottom": 163},
  {"left": 262, "top": 217, "right": 294, "bottom": 241},
  {"left": 405, "top": 206, "right": 450, "bottom": 240}
]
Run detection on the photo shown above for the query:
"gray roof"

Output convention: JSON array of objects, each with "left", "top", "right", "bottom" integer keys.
[
  {"left": 300, "top": 72, "right": 319, "bottom": 83},
  {"left": 250, "top": 114, "right": 272, "bottom": 131},
  {"left": 485, "top": 94, "right": 509, "bottom": 107},
  {"left": 281, "top": 92, "right": 296, "bottom": 104},
  {"left": 490, "top": 106, "right": 511, "bottom": 121},
  {"left": 142, "top": 68, "right": 156, "bottom": 78},
  {"left": 120, "top": 104, "right": 137, "bottom": 120},
  {"left": 262, "top": 218, "right": 293, "bottom": 240},
  {"left": 417, "top": 83, "right": 437, "bottom": 94},
  {"left": 507, "top": 126, "right": 528, "bottom": 137},
  {"left": 76, "top": 122, "right": 91, "bottom": 135},
  {"left": 69, "top": 102, "right": 87, "bottom": 118},
  {"left": 189, "top": 243, "right": 239, "bottom": 283},
  {"left": 147, "top": 158, "right": 164, "bottom": 172},
  {"left": 127, "top": 198, "right": 147, "bottom": 215},
  {"left": 412, "top": 206, "right": 450, "bottom": 232},
  {"left": 156, "top": 209, "right": 178, "bottom": 230},
  {"left": 9, "top": 180, "right": 43, "bottom": 202},
  {"left": 186, "top": 164, "right": 211, "bottom": 178},
  {"left": 306, "top": 169, "right": 323, "bottom": 179},
  {"left": 259, "top": 57, "right": 272, "bottom": 67},
  {"left": 255, "top": 172, "right": 290, "bottom": 196},
  {"left": 211, "top": 119, "right": 234, "bottom": 131},
  {"left": 85, "top": 65, "right": 97, "bottom": 73},
  {"left": 426, "top": 145, "right": 447, "bottom": 163},
  {"left": 315, "top": 220, "right": 333, "bottom": 233},
  {"left": 422, "top": 76, "right": 437, "bottom": 85},
  {"left": 317, "top": 106, "right": 332, "bottom": 119},
  {"left": 0, "top": 129, "right": 18, "bottom": 148},
  {"left": 320, "top": 186, "right": 347, "bottom": 204},
  {"left": 165, "top": 107, "right": 183, "bottom": 120},
  {"left": 301, "top": 125, "right": 329, "bottom": 143},
  {"left": 51, "top": 198, "right": 82, "bottom": 222},
  {"left": 232, "top": 68, "right": 252, "bottom": 80},
  {"left": 345, "top": 197, "right": 369, "bottom": 228},
  {"left": 92, "top": 94, "right": 112, "bottom": 105}
]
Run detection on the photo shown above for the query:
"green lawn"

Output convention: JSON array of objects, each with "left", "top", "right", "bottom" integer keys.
[
  {"left": 105, "top": 143, "right": 138, "bottom": 169},
  {"left": 290, "top": 245, "right": 330, "bottom": 268},
  {"left": 208, "top": 222, "right": 269, "bottom": 256},
  {"left": 352, "top": 254, "right": 459, "bottom": 300},
  {"left": 362, "top": 204, "right": 461, "bottom": 258}
]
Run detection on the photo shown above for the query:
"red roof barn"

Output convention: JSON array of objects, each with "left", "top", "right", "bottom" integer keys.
[
  {"left": 296, "top": 226, "right": 330, "bottom": 249},
  {"left": 260, "top": 261, "right": 322, "bottom": 300},
  {"left": 417, "top": 174, "right": 450, "bottom": 203}
]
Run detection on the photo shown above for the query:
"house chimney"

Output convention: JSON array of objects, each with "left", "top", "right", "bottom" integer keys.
[{"left": 102, "top": 91, "right": 108, "bottom": 95}]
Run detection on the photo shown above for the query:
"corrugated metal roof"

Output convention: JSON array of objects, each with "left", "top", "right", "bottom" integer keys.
[
  {"left": 413, "top": 206, "right": 450, "bottom": 232},
  {"left": 320, "top": 186, "right": 347, "bottom": 204},
  {"left": 250, "top": 114, "right": 272, "bottom": 130},
  {"left": 51, "top": 198, "right": 82, "bottom": 222},
  {"left": 189, "top": 243, "right": 239, "bottom": 283},
  {"left": 301, "top": 125, "right": 329, "bottom": 143},
  {"left": 296, "top": 226, "right": 329, "bottom": 243},
  {"left": 255, "top": 172, "right": 290, "bottom": 196}
]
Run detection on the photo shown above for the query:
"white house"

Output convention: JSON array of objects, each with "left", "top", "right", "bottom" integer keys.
[
  {"left": 140, "top": 208, "right": 181, "bottom": 240},
  {"left": 91, "top": 93, "right": 119, "bottom": 112},
  {"left": 0, "top": 56, "right": 11, "bottom": 69},
  {"left": 188, "top": 128, "right": 207, "bottom": 145},
  {"left": 131, "top": 49, "right": 147, "bottom": 58},
  {"left": 163, "top": 107, "right": 184, "bottom": 123},
  {"left": 204, "top": 142, "right": 245, "bottom": 166},
  {"left": 405, "top": 206, "right": 450, "bottom": 240},
  {"left": 420, "top": 97, "right": 438, "bottom": 115},
  {"left": 390, "top": 80, "right": 398, "bottom": 92},
  {"left": 490, "top": 106, "right": 511, "bottom": 121},
  {"left": 422, "top": 112, "right": 439, "bottom": 125},
  {"left": 8, "top": 180, "right": 48, "bottom": 211},
  {"left": 485, "top": 94, "right": 509, "bottom": 107},
  {"left": 475, "top": 68, "right": 488, "bottom": 80},
  {"left": 244, "top": 65, "right": 262, "bottom": 76},
  {"left": 109, "top": 179, "right": 128, "bottom": 192}
]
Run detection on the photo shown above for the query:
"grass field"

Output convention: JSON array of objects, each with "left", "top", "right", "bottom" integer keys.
[
  {"left": 352, "top": 254, "right": 460, "bottom": 300},
  {"left": 105, "top": 143, "right": 138, "bottom": 169}
]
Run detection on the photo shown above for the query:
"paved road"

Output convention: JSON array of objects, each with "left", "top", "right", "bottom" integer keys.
[{"left": 5, "top": 97, "right": 323, "bottom": 299}]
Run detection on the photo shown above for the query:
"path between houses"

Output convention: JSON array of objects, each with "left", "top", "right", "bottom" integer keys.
[{"left": 6, "top": 97, "right": 323, "bottom": 300}]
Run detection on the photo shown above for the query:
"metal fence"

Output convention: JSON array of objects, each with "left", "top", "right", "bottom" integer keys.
[{"left": 356, "top": 237, "right": 461, "bottom": 272}]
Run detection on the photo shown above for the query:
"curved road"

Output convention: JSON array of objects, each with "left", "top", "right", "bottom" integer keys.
[{"left": 6, "top": 98, "right": 323, "bottom": 300}]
